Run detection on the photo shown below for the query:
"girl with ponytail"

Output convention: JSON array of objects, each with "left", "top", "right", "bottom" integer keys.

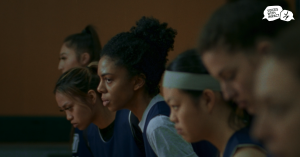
[
  {"left": 97, "top": 16, "right": 217, "bottom": 157},
  {"left": 58, "top": 25, "right": 101, "bottom": 157},
  {"left": 58, "top": 25, "right": 101, "bottom": 73},
  {"left": 57, "top": 26, "right": 144, "bottom": 157}
]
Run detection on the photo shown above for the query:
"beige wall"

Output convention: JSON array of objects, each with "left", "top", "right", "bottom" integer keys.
[{"left": 0, "top": 0, "right": 295, "bottom": 116}]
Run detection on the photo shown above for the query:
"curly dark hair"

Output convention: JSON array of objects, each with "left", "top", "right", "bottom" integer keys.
[
  {"left": 64, "top": 25, "right": 102, "bottom": 62},
  {"left": 101, "top": 16, "right": 177, "bottom": 96},
  {"left": 198, "top": 0, "right": 291, "bottom": 54}
]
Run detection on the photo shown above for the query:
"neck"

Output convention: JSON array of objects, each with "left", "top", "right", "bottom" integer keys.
[
  {"left": 206, "top": 105, "right": 238, "bottom": 156},
  {"left": 126, "top": 90, "right": 153, "bottom": 121},
  {"left": 209, "top": 124, "right": 236, "bottom": 156},
  {"left": 93, "top": 98, "right": 116, "bottom": 129}
]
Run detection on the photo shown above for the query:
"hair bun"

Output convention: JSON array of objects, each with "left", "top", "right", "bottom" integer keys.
[{"left": 130, "top": 16, "right": 177, "bottom": 52}]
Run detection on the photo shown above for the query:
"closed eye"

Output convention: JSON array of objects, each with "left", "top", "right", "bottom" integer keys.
[
  {"left": 171, "top": 105, "right": 179, "bottom": 110},
  {"left": 60, "top": 57, "right": 66, "bottom": 60},
  {"left": 59, "top": 106, "right": 72, "bottom": 112}
]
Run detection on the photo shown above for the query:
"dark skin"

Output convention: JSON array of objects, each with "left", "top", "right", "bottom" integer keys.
[{"left": 97, "top": 56, "right": 153, "bottom": 121}]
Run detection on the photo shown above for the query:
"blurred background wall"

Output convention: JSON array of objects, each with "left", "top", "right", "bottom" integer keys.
[
  {"left": 0, "top": 0, "right": 296, "bottom": 156},
  {"left": 0, "top": 0, "right": 296, "bottom": 116},
  {"left": 0, "top": 0, "right": 228, "bottom": 116}
]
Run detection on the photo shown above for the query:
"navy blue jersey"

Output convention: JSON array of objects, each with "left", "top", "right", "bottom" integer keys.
[
  {"left": 72, "top": 127, "right": 93, "bottom": 157},
  {"left": 86, "top": 109, "right": 145, "bottom": 157},
  {"left": 143, "top": 100, "right": 218, "bottom": 157},
  {"left": 223, "top": 127, "right": 266, "bottom": 157},
  {"left": 191, "top": 140, "right": 218, "bottom": 157}
]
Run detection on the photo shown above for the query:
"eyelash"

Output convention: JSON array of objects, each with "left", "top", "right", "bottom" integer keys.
[
  {"left": 105, "top": 78, "right": 112, "bottom": 83},
  {"left": 224, "top": 72, "right": 236, "bottom": 81},
  {"left": 60, "top": 57, "right": 66, "bottom": 60},
  {"left": 171, "top": 105, "right": 179, "bottom": 110},
  {"left": 59, "top": 107, "right": 72, "bottom": 112}
]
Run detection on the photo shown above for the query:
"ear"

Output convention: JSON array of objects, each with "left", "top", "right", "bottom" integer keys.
[
  {"left": 133, "top": 74, "right": 146, "bottom": 91},
  {"left": 256, "top": 41, "right": 271, "bottom": 56},
  {"left": 201, "top": 89, "right": 216, "bottom": 114},
  {"left": 80, "top": 52, "right": 91, "bottom": 66},
  {"left": 87, "top": 90, "right": 97, "bottom": 105}
]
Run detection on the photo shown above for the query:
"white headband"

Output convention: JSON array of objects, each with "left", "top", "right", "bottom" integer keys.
[{"left": 162, "top": 71, "right": 221, "bottom": 91}]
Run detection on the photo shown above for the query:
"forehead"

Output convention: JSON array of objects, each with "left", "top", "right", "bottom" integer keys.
[
  {"left": 163, "top": 87, "right": 186, "bottom": 102},
  {"left": 55, "top": 92, "right": 73, "bottom": 104},
  {"left": 98, "top": 56, "right": 130, "bottom": 78},
  {"left": 98, "top": 56, "right": 116, "bottom": 73},
  {"left": 60, "top": 43, "right": 75, "bottom": 55},
  {"left": 255, "top": 57, "right": 299, "bottom": 100},
  {"left": 202, "top": 50, "right": 246, "bottom": 74}
]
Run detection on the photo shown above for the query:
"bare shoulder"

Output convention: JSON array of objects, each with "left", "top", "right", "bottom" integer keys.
[{"left": 233, "top": 147, "right": 266, "bottom": 157}]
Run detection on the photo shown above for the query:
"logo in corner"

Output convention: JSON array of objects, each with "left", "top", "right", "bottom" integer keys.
[{"left": 263, "top": 5, "right": 294, "bottom": 22}]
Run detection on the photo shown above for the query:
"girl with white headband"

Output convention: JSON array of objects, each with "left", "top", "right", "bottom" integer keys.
[{"left": 163, "top": 49, "right": 266, "bottom": 157}]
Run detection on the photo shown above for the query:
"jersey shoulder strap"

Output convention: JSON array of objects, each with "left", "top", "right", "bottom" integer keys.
[
  {"left": 129, "top": 111, "right": 146, "bottom": 155},
  {"left": 83, "top": 128, "right": 95, "bottom": 157}
]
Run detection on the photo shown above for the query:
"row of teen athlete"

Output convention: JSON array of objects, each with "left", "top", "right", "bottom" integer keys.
[{"left": 55, "top": 0, "right": 299, "bottom": 157}]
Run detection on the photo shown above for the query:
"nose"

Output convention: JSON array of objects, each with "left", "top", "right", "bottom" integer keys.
[
  {"left": 169, "top": 111, "right": 178, "bottom": 123},
  {"left": 221, "top": 82, "right": 236, "bottom": 101},
  {"left": 58, "top": 61, "right": 63, "bottom": 71},
  {"left": 97, "top": 80, "right": 107, "bottom": 93},
  {"left": 66, "top": 112, "right": 73, "bottom": 121}
]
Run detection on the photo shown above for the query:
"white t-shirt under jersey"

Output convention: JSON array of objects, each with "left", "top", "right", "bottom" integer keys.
[{"left": 139, "top": 95, "right": 198, "bottom": 157}]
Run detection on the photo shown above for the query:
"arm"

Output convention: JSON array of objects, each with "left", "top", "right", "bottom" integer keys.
[{"left": 146, "top": 115, "right": 198, "bottom": 157}]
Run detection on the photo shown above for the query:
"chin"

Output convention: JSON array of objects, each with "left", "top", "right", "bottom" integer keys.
[
  {"left": 181, "top": 135, "right": 193, "bottom": 143},
  {"left": 107, "top": 106, "right": 119, "bottom": 112},
  {"left": 77, "top": 124, "right": 90, "bottom": 131},
  {"left": 76, "top": 126, "right": 84, "bottom": 131},
  {"left": 107, "top": 103, "right": 123, "bottom": 112}
]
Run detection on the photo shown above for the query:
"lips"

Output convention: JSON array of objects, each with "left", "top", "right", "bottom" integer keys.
[
  {"left": 175, "top": 127, "right": 183, "bottom": 135},
  {"left": 71, "top": 123, "right": 78, "bottom": 128},
  {"left": 101, "top": 97, "right": 110, "bottom": 107},
  {"left": 236, "top": 100, "right": 248, "bottom": 109}
]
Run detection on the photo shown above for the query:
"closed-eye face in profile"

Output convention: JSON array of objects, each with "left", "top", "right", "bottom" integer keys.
[
  {"left": 253, "top": 57, "right": 300, "bottom": 157},
  {"left": 202, "top": 50, "right": 257, "bottom": 114},
  {"left": 55, "top": 92, "right": 94, "bottom": 130},
  {"left": 197, "top": 0, "right": 289, "bottom": 114},
  {"left": 163, "top": 87, "right": 212, "bottom": 143},
  {"left": 59, "top": 25, "right": 101, "bottom": 73},
  {"left": 58, "top": 43, "right": 82, "bottom": 73},
  {"left": 97, "top": 56, "right": 137, "bottom": 111}
]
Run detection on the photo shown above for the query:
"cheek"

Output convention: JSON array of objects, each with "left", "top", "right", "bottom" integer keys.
[
  {"left": 110, "top": 81, "right": 134, "bottom": 105},
  {"left": 282, "top": 111, "right": 300, "bottom": 144},
  {"left": 179, "top": 106, "right": 199, "bottom": 130},
  {"left": 74, "top": 106, "right": 92, "bottom": 122},
  {"left": 237, "top": 65, "right": 255, "bottom": 93},
  {"left": 65, "top": 58, "right": 80, "bottom": 69}
]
